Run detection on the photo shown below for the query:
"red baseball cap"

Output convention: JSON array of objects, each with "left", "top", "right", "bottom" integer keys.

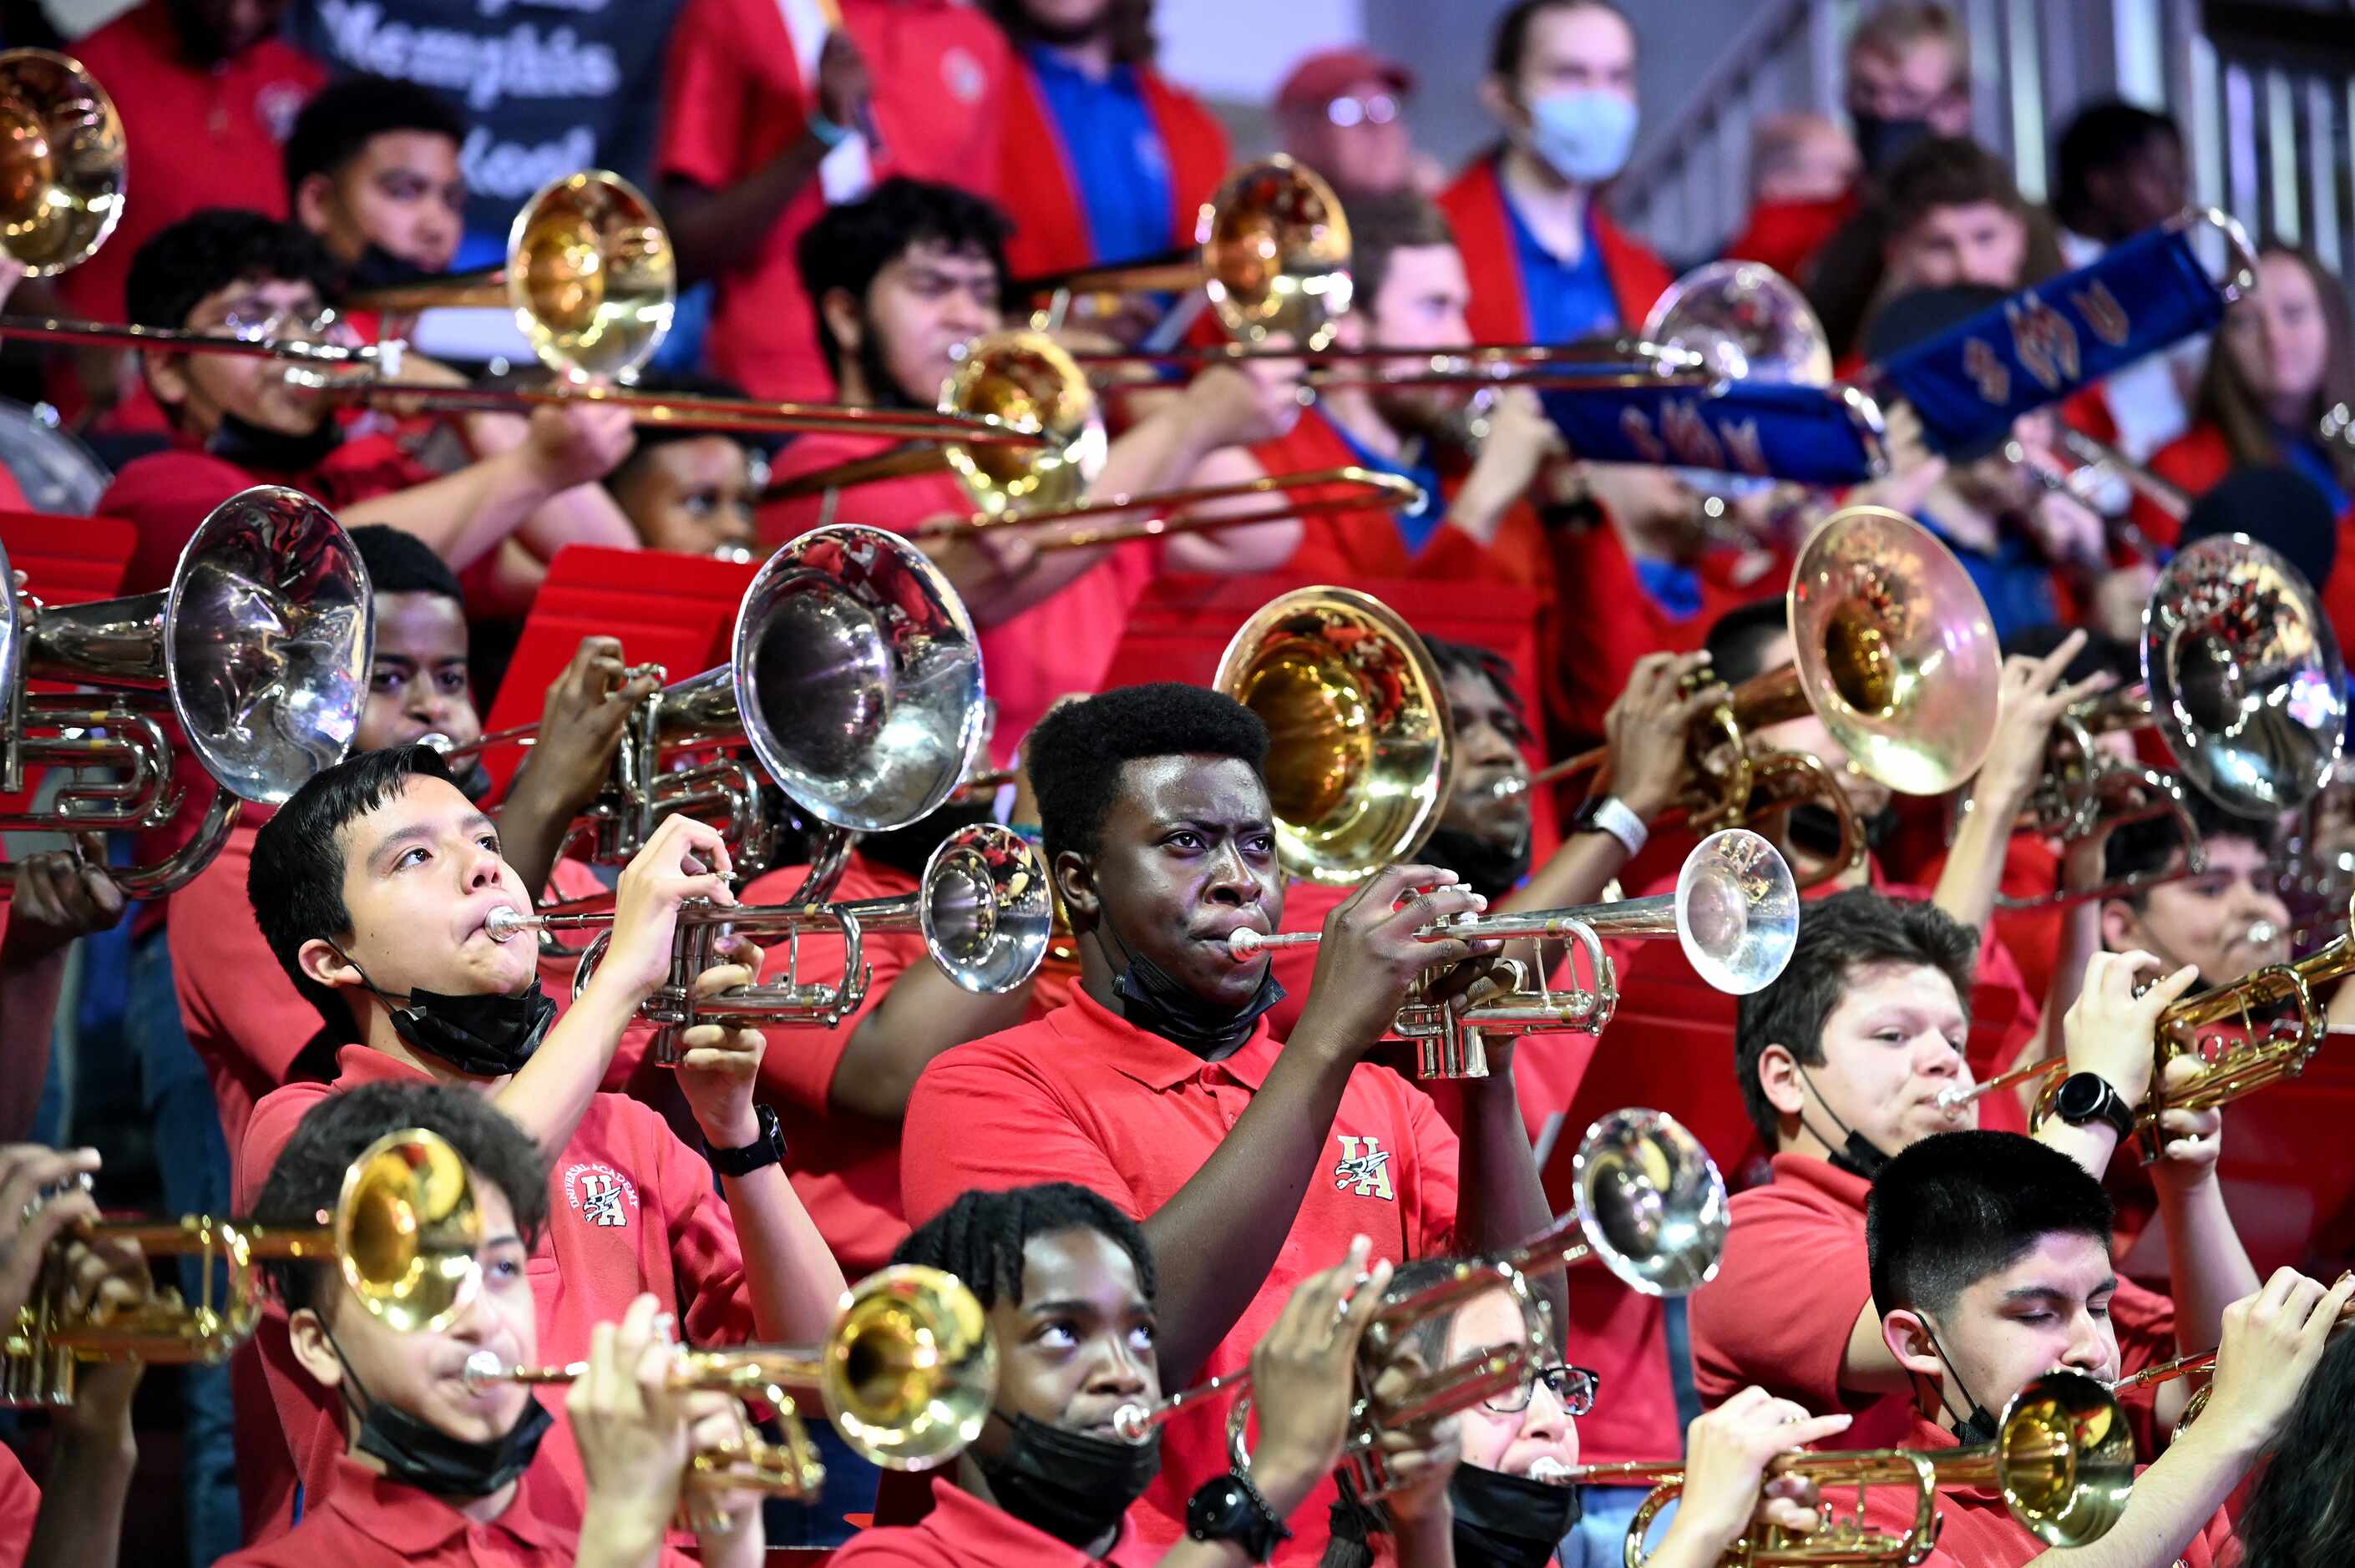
[{"left": 1275, "top": 47, "right": 1415, "bottom": 112}]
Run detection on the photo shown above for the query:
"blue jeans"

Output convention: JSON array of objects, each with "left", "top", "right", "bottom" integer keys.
[
  {"left": 1564, "top": 1483, "right": 1675, "bottom": 1567},
  {"left": 762, "top": 1411, "right": 881, "bottom": 1546},
  {"left": 127, "top": 930, "right": 241, "bottom": 1568}
]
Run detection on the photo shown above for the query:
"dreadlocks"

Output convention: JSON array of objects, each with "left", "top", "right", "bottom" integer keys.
[{"left": 894, "top": 1183, "right": 1157, "bottom": 1310}]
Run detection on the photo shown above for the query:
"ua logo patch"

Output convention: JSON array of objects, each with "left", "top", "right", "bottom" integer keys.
[
  {"left": 562, "top": 1161, "right": 639, "bottom": 1229},
  {"left": 1334, "top": 1136, "right": 1395, "bottom": 1201}
]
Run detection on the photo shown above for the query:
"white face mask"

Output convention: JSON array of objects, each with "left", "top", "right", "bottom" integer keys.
[{"left": 1526, "top": 88, "right": 1639, "bottom": 185}]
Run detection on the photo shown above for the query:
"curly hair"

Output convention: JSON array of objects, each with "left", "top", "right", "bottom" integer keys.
[
  {"left": 894, "top": 1183, "right": 1156, "bottom": 1311},
  {"left": 1026, "top": 684, "right": 1270, "bottom": 864}
]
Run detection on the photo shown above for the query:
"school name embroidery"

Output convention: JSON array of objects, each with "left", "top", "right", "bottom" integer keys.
[{"left": 562, "top": 1161, "right": 640, "bottom": 1229}]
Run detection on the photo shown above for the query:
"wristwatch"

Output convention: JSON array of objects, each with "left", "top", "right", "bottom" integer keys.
[
  {"left": 1569, "top": 793, "right": 1648, "bottom": 857},
  {"left": 708, "top": 1104, "right": 785, "bottom": 1177},
  {"left": 1186, "top": 1473, "right": 1291, "bottom": 1565},
  {"left": 2053, "top": 1072, "right": 2135, "bottom": 1140}
]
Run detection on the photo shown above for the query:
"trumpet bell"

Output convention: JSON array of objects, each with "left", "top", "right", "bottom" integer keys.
[
  {"left": 0, "top": 49, "right": 124, "bottom": 276},
  {"left": 2145, "top": 534, "right": 2346, "bottom": 817},
  {"left": 735, "top": 526, "right": 985, "bottom": 832},
  {"left": 1790, "top": 506, "right": 2001, "bottom": 796},
  {"left": 507, "top": 169, "right": 675, "bottom": 382},
  {"left": 942, "top": 331, "right": 1106, "bottom": 517},
  {"left": 1199, "top": 157, "right": 1354, "bottom": 348},
  {"left": 1999, "top": 1369, "right": 2137, "bottom": 1548},
  {"left": 1675, "top": 828, "right": 1800, "bottom": 994},
  {"left": 1642, "top": 260, "right": 1831, "bottom": 385},
  {"left": 919, "top": 823, "right": 1055, "bottom": 994},
  {"left": 1214, "top": 586, "right": 1455, "bottom": 885},
  {"left": 1569, "top": 1109, "right": 1729, "bottom": 1297},
  {"left": 337, "top": 1127, "right": 484, "bottom": 1334},
  {"left": 826, "top": 1265, "right": 996, "bottom": 1470}
]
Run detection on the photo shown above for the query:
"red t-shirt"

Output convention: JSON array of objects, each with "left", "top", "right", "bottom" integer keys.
[
  {"left": 55, "top": 4, "right": 323, "bottom": 329},
  {"left": 899, "top": 986, "right": 1463, "bottom": 1564},
  {"left": 656, "top": 0, "right": 1010, "bottom": 402},
  {"left": 829, "top": 1475, "right": 1157, "bottom": 1567},
  {"left": 230, "top": 1047, "right": 758, "bottom": 1545},
  {"left": 0, "top": 1441, "right": 37, "bottom": 1567}
]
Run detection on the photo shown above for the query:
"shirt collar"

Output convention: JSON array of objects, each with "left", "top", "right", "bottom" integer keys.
[
  {"left": 1057, "top": 983, "right": 1284, "bottom": 1091},
  {"left": 921, "top": 1478, "right": 1130, "bottom": 1564},
  {"left": 332, "top": 1042, "right": 438, "bottom": 1088},
  {"left": 1768, "top": 1150, "right": 1873, "bottom": 1212},
  {"left": 322, "top": 1454, "right": 565, "bottom": 1554}
]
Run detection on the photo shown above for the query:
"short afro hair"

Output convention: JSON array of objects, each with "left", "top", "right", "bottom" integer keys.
[
  {"left": 1423, "top": 635, "right": 1529, "bottom": 741},
  {"left": 283, "top": 73, "right": 466, "bottom": 199},
  {"left": 1735, "top": 890, "right": 1978, "bottom": 1146},
  {"left": 352, "top": 524, "right": 463, "bottom": 604},
  {"left": 894, "top": 1183, "right": 1156, "bottom": 1313},
  {"left": 1027, "top": 684, "right": 1270, "bottom": 864},
  {"left": 795, "top": 178, "right": 1013, "bottom": 382},
  {"left": 1703, "top": 597, "right": 1790, "bottom": 686},
  {"left": 1866, "top": 1130, "right": 2112, "bottom": 1319},
  {"left": 252, "top": 1080, "right": 549, "bottom": 1318},
  {"left": 126, "top": 209, "right": 342, "bottom": 333}
]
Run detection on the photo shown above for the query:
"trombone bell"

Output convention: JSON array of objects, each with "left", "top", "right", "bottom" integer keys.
[{"left": 0, "top": 48, "right": 124, "bottom": 276}]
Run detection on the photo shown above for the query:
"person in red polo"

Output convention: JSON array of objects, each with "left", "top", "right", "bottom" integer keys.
[
  {"left": 229, "top": 1081, "right": 766, "bottom": 1568},
  {"left": 657, "top": 0, "right": 1011, "bottom": 402},
  {"left": 978, "top": 0, "right": 1228, "bottom": 286},
  {"left": 899, "top": 684, "right": 1557, "bottom": 1564},
  {"left": 1856, "top": 1130, "right": 2347, "bottom": 1568}
]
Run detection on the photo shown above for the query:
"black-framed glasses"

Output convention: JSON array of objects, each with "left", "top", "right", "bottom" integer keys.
[{"left": 1481, "top": 1363, "right": 1599, "bottom": 1417}]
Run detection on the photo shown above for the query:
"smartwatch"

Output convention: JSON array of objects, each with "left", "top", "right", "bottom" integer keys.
[
  {"left": 2053, "top": 1072, "right": 2135, "bottom": 1141},
  {"left": 1186, "top": 1473, "right": 1291, "bottom": 1565},
  {"left": 708, "top": 1104, "right": 785, "bottom": 1177}
]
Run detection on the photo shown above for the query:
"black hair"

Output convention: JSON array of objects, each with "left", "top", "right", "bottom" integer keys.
[
  {"left": 1424, "top": 635, "right": 1528, "bottom": 738},
  {"left": 893, "top": 1183, "right": 1157, "bottom": 1311},
  {"left": 1026, "top": 684, "right": 1270, "bottom": 865},
  {"left": 282, "top": 73, "right": 467, "bottom": 200},
  {"left": 2236, "top": 1330, "right": 2355, "bottom": 1568},
  {"left": 794, "top": 177, "right": 1013, "bottom": 382},
  {"left": 125, "top": 209, "right": 343, "bottom": 333},
  {"left": 249, "top": 745, "right": 458, "bottom": 1037},
  {"left": 2051, "top": 100, "right": 2180, "bottom": 229},
  {"left": 1880, "top": 136, "right": 2026, "bottom": 238},
  {"left": 1488, "top": 0, "right": 1631, "bottom": 80},
  {"left": 1866, "top": 1130, "right": 2113, "bottom": 1319},
  {"left": 352, "top": 524, "right": 464, "bottom": 604},
  {"left": 1702, "top": 597, "right": 1790, "bottom": 686},
  {"left": 2101, "top": 788, "right": 2276, "bottom": 911},
  {"left": 1344, "top": 191, "right": 1457, "bottom": 313},
  {"left": 1735, "top": 889, "right": 1978, "bottom": 1147},
  {"left": 251, "top": 1080, "right": 549, "bottom": 1317}
]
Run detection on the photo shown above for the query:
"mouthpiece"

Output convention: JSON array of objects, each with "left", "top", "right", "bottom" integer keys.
[
  {"left": 484, "top": 907, "right": 540, "bottom": 941},
  {"left": 415, "top": 732, "right": 454, "bottom": 755},
  {"left": 1110, "top": 1404, "right": 1152, "bottom": 1443},
  {"left": 462, "top": 1349, "right": 505, "bottom": 1391},
  {"left": 1935, "top": 1085, "right": 1977, "bottom": 1114},
  {"left": 1489, "top": 776, "right": 1530, "bottom": 801},
  {"left": 2246, "top": 918, "right": 2281, "bottom": 948},
  {"left": 1226, "top": 928, "right": 1322, "bottom": 959}
]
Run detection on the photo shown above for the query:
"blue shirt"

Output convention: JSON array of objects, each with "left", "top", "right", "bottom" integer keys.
[
  {"left": 1633, "top": 557, "right": 1704, "bottom": 620},
  {"left": 1500, "top": 187, "right": 1623, "bottom": 347},
  {"left": 1917, "top": 511, "right": 2058, "bottom": 644},
  {"left": 1326, "top": 414, "right": 1445, "bottom": 555},
  {"left": 2281, "top": 429, "right": 2352, "bottom": 517},
  {"left": 1026, "top": 45, "right": 1174, "bottom": 265}
]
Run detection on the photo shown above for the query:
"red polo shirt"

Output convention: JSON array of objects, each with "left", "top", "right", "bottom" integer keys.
[
  {"left": 230, "top": 1045, "right": 757, "bottom": 1544},
  {"left": 55, "top": 4, "right": 323, "bottom": 329},
  {"left": 831, "top": 1475, "right": 1156, "bottom": 1567},
  {"left": 739, "top": 850, "right": 925, "bottom": 1275},
  {"left": 656, "top": 0, "right": 1010, "bottom": 402},
  {"left": 1435, "top": 156, "right": 1671, "bottom": 349},
  {"left": 900, "top": 985, "right": 1461, "bottom": 1564},
  {"left": 1689, "top": 1153, "right": 2180, "bottom": 1453},
  {"left": 0, "top": 1443, "right": 35, "bottom": 1565}
]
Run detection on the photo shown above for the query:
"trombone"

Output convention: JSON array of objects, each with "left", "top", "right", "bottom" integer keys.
[
  {"left": 1561, "top": 1369, "right": 2133, "bottom": 1566},
  {"left": 1112, "top": 1110, "right": 1728, "bottom": 1499},
  {"left": 0, "top": 48, "right": 121, "bottom": 275},
  {"left": 1518, "top": 506, "right": 2003, "bottom": 889},
  {"left": 462, "top": 1263, "right": 997, "bottom": 1496},
  {"left": 0, "top": 485, "right": 371, "bottom": 896},
  {"left": 489, "top": 822, "right": 1051, "bottom": 1062},
  {"left": 1228, "top": 829, "right": 1800, "bottom": 1080},
  {"left": 4, "top": 1127, "right": 482, "bottom": 1407}
]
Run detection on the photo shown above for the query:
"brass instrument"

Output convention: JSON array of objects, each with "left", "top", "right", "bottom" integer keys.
[
  {"left": 2108, "top": 1295, "right": 2355, "bottom": 1430},
  {"left": 1960, "top": 534, "right": 2344, "bottom": 910},
  {"left": 0, "top": 48, "right": 122, "bottom": 274},
  {"left": 1229, "top": 829, "right": 1800, "bottom": 1079},
  {"left": 492, "top": 822, "right": 1051, "bottom": 1060},
  {"left": 0, "top": 485, "right": 370, "bottom": 896},
  {"left": 1113, "top": 1110, "right": 1727, "bottom": 1499},
  {"left": 1564, "top": 1369, "right": 2132, "bottom": 1566},
  {"left": 4, "top": 1127, "right": 482, "bottom": 1407},
  {"left": 1522, "top": 506, "right": 2003, "bottom": 889},
  {"left": 463, "top": 1263, "right": 995, "bottom": 1494}
]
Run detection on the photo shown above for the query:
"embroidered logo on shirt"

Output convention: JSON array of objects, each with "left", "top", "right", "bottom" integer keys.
[
  {"left": 1333, "top": 1136, "right": 1395, "bottom": 1201},
  {"left": 941, "top": 46, "right": 987, "bottom": 104},
  {"left": 256, "top": 81, "right": 311, "bottom": 143},
  {"left": 562, "top": 1161, "right": 640, "bottom": 1229}
]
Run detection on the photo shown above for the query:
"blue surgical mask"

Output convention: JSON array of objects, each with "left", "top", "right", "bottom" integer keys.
[{"left": 1527, "top": 89, "right": 1638, "bottom": 185}]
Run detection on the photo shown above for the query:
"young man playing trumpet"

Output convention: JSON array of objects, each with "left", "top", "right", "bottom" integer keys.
[
  {"left": 232, "top": 1080, "right": 767, "bottom": 1568},
  {"left": 232, "top": 745, "right": 846, "bottom": 1540},
  {"left": 899, "top": 683, "right": 1557, "bottom": 1562},
  {"left": 1860, "top": 1130, "right": 2350, "bottom": 1566}
]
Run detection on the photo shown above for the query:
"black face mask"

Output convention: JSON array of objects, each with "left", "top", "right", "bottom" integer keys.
[
  {"left": 1787, "top": 802, "right": 1897, "bottom": 866},
  {"left": 207, "top": 409, "right": 342, "bottom": 476},
  {"left": 1425, "top": 825, "right": 1533, "bottom": 903},
  {"left": 344, "top": 243, "right": 440, "bottom": 296},
  {"left": 342, "top": 953, "right": 557, "bottom": 1077},
  {"left": 977, "top": 1414, "right": 1161, "bottom": 1550},
  {"left": 326, "top": 1327, "right": 554, "bottom": 1499},
  {"left": 1794, "top": 1062, "right": 1892, "bottom": 1181},
  {"left": 1101, "top": 910, "right": 1286, "bottom": 1056},
  {"left": 1919, "top": 1317, "right": 2001, "bottom": 1446},
  {"left": 1451, "top": 1466, "right": 1583, "bottom": 1568},
  {"left": 1851, "top": 113, "right": 1934, "bottom": 176}
]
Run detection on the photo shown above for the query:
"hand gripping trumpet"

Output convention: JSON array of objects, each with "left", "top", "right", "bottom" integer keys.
[
  {"left": 2104, "top": 1291, "right": 2355, "bottom": 1431},
  {"left": 1108, "top": 1109, "right": 1730, "bottom": 1500},
  {"left": 1228, "top": 830, "right": 1800, "bottom": 1079},
  {"left": 459, "top": 1264, "right": 996, "bottom": 1498},
  {"left": 3, "top": 1128, "right": 480, "bottom": 1407},
  {"left": 1558, "top": 1370, "right": 2134, "bottom": 1566},
  {"left": 485, "top": 822, "right": 1052, "bottom": 1063}
]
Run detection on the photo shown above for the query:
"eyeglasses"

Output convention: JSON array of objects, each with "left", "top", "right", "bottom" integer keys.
[
  {"left": 1481, "top": 1363, "right": 1599, "bottom": 1417},
  {"left": 1326, "top": 93, "right": 1401, "bottom": 129},
  {"left": 215, "top": 304, "right": 347, "bottom": 345}
]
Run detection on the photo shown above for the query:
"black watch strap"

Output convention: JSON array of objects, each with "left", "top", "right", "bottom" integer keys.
[
  {"left": 2055, "top": 1072, "right": 2135, "bottom": 1140},
  {"left": 708, "top": 1104, "right": 784, "bottom": 1177},
  {"left": 1187, "top": 1471, "right": 1291, "bottom": 1564}
]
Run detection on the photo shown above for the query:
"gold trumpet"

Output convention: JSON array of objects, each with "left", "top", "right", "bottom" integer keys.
[
  {"left": 1113, "top": 1110, "right": 1728, "bottom": 1499},
  {"left": 1562, "top": 1370, "right": 2133, "bottom": 1566},
  {"left": 2107, "top": 1293, "right": 2355, "bottom": 1430},
  {"left": 4, "top": 1128, "right": 482, "bottom": 1407},
  {"left": 462, "top": 1264, "right": 996, "bottom": 1495}
]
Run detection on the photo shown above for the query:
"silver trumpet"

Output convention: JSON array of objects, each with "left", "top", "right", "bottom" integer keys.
[
  {"left": 1229, "top": 829, "right": 1800, "bottom": 1077},
  {"left": 485, "top": 822, "right": 1051, "bottom": 1061}
]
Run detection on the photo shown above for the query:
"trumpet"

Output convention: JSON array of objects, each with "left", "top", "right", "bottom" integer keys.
[
  {"left": 2107, "top": 1293, "right": 2355, "bottom": 1429},
  {"left": 4, "top": 1127, "right": 481, "bottom": 1407},
  {"left": 0, "top": 485, "right": 371, "bottom": 897},
  {"left": 1228, "top": 829, "right": 1800, "bottom": 1080},
  {"left": 462, "top": 1263, "right": 996, "bottom": 1495},
  {"left": 1112, "top": 1110, "right": 1727, "bottom": 1499},
  {"left": 489, "top": 822, "right": 1051, "bottom": 1061},
  {"left": 1562, "top": 1369, "right": 2133, "bottom": 1566}
]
